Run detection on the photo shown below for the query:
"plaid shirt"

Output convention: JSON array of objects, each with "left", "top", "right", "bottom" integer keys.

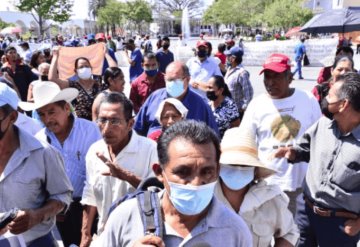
[{"left": 224, "top": 64, "right": 253, "bottom": 110}]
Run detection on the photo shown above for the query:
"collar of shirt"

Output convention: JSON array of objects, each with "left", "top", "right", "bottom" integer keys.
[
  {"left": 214, "top": 181, "right": 283, "bottom": 214},
  {"left": 194, "top": 56, "right": 209, "bottom": 65},
  {"left": 327, "top": 119, "right": 360, "bottom": 141},
  {"left": 2, "top": 127, "right": 43, "bottom": 179}
]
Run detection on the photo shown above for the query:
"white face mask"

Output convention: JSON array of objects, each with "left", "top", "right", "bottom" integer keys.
[
  {"left": 220, "top": 165, "right": 255, "bottom": 190},
  {"left": 77, "top": 67, "right": 92, "bottom": 80}
]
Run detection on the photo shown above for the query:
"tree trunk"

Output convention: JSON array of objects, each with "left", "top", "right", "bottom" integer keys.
[{"left": 39, "top": 15, "right": 43, "bottom": 39}]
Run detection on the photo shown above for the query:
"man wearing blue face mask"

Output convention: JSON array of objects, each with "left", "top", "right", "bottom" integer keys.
[
  {"left": 130, "top": 53, "right": 166, "bottom": 114},
  {"left": 186, "top": 40, "right": 223, "bottom": 98},
  {"left": 134, "top": 61, "right": 219, "bottom": 137},
  {"left": 99, "top": 120, "right": 252, "bottom": 246}
]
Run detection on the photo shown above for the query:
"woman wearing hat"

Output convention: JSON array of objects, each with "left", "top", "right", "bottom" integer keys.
[
  {"left": 148, "top": 98, "right": 188, "bottom": 142},
  {"left": 215, "top": 127, "right": 299, "bottom": 247},
  {"left": 49, "top": 45, "right": 117, "bottom": 120}
]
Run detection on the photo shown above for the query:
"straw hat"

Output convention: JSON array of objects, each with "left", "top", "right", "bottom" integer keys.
[
  {"left": 19, "top": 81, "right": 78, "bottom": 111},
  {"left": 220, "top": 127, "right": 275, "bottom": 179},
  {"left": 155, "top": 98, "right": 188, "bottom": 123}
]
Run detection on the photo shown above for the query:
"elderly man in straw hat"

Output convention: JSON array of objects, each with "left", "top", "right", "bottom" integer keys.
[
  {"left": 19, "top": 81, "right": 102, "bottom": 247},
  {"left": 0, "top": 83, "right": 72, "bottom": 246},
  {"left": 215, "top": 127, "right": 299, "bottom": 247}
]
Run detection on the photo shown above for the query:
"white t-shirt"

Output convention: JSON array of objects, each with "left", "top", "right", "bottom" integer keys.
[{"left": 241, "top": 89, "right": 321, "bottom": 191}]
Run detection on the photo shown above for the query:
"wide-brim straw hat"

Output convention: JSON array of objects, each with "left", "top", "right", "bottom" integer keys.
[
  {"left": 19, "top": 81, "right": 78, "bottom": 111},
  {"left": 220, "top": 127, "right": 276, "bottom": 180}
]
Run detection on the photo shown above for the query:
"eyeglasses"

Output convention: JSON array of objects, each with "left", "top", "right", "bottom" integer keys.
[{"left": 96, "top": 117, "right": 126, "bottom": 126}]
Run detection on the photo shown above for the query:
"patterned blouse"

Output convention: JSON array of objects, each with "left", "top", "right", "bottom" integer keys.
[
  {"left": 69, "top": 80, "right": 108, "bottom": 121},
  {"left": 211, "top": 96, "right": 240, "bottom": 138}
]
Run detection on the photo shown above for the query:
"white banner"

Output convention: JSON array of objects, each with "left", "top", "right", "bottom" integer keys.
[{"left": 242, "top": 38, "right": 338, "bottom": 67}]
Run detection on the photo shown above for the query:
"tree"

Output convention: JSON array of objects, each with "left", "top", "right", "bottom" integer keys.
[
  {"left": 97, "top": 0, "right": 126, "bottom": 34},
  {"left": 17, "top": 0, "right": 73, "bottom": 38},
  {"left": 262, "top": 0, "right": 313, "bottom": 29},
  {"left": 156, "top": 0, "right": 204, "bottom": 17},
  {"left": 0, "top": 19, "right": 14, "bottom": 30},
  {"left": 203, "top": 0, "right": 272, "bottom": 26},
  {"left": 125, "top": 0, "right": 153, "bottom": 34},
  {"left": 89, "top": 0, "right": 107, "bottom": 20}
]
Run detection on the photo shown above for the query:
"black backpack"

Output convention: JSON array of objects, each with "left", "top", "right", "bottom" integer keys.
[{"left": 107, "top": 177, "right": 164, "bottom": 237}]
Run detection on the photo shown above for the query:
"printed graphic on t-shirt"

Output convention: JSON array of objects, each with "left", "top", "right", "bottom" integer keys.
[{"left": 270, "top": 114, "right": 301, "bottom": 143}]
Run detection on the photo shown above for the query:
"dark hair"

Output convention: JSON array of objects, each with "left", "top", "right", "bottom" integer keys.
[
  {"left": 206, "top": 41, "right": 212, "bottom": 56},
  {"left": 142, "top": 52, "right": 157, "bottom": 63},
  {"left": 161, "top": 36, "right": 170, "bottom": 42},
  {"left": 30, "top": 51, "right": 43, "bottom": 69},
  {"left": 104, "top": 67, "right": 123, "bottom": 86},
  {"left": 211, "top": 75, "right": 232, "bottom": 98},
  {"left": 157, "top": 120, "right": 220, "bottom": 167},
  {"left": 234, "top": 55, "right": 242, "bottom": 64},
  {"left": 332, "top": 55, "right": 354, "bottom": 70},
  {"left": 1, "top": 103, "right": 16, "bottom": 114},
  {"left": 335, "top": 72, "right": 360, "bottom": 112},
  {"left": 217, "top": 43, "right": 226, "bottom": 53},
  {"left": 4, "top": 46, "right": 16, "bottom": 54},
  {"left": 99, "top": 92, "right": 133, "bottom": 121},
  {"left": 336, "top": 46, "right": 354, "bottom": 57},
  {"left": 74, "top": 57, "right": 91, "bottom": 70}
]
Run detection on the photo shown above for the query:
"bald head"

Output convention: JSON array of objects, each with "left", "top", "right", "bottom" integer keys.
[{"left": 164, "top": 61, "right": 190, "bottom": 98}]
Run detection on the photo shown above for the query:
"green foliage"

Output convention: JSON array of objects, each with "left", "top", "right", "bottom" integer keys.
[
  {"left": 97, "top": 0, "right": 126, "bottom": 26},
  {"left": 16, "top": 0, "right": 73, "bottom": 36},
  {"left": 203, "top": 0, "right": 313, "bottom": 29},
  {"left": 17, "top": 0, "right": 72, "bottom": 23},
  {"left": 126, "top": 0, "right": 153, "bottom": 25},
  {"left": 262, "top": 0, "right": 313, "bottom": 29},
  {"left": 0, "top": 19, "right": 14, "bottom": 30}
]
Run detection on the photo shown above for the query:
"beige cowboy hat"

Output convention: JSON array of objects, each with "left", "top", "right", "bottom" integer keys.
[
  {"left": 19, "top": 81, "right": 78, "bottom": 111},
  {"left": 220, "top": 127, "right": 276, "bottom": 180}
]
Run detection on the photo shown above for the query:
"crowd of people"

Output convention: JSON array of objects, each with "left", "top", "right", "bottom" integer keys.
[{"left": 0, "top": 31, "right": 359, "bottom": 247}]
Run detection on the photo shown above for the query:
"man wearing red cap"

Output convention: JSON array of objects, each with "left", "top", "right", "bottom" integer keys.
[
  {"left": 186, "top": 40, "right": 222, "bottom": 97},
  {"left": 239, "top": 53, "right": 321, "bottom": 216}
]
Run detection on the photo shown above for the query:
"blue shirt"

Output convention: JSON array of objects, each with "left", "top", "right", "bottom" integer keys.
[
  {"left": 156, "top": 48, "right": 174, "bottom": 73},
  {"left": 102, "top": 48, "right": 118, "bottom": 75},
  {"left": 294, "top": 42, "right": 306, "bottom": 60},
  {"left": 134, "top": 88, "right": 219, "bottom": 136},
  {"left": 36, "top": 117, "right": 102, "bottom": 198},
  {"left": 130, "top": 48, "right": 144, "bottom": 82}
]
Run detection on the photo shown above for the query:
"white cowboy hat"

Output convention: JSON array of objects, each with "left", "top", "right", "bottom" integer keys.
[
  {"left": 18, "top": 81, "right": 78, "bottom": 111},
  {"left": 220, "top": 127, "right": 276, "bottom": 180},
  {"left": 155, "top": 98, "right": 188, "bottom": 123}
]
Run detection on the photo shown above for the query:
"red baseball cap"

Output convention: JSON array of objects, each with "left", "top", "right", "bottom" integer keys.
[
  {"left": 196, "top": 40, "right": 208, "bottom": 48},
  {"left": 95, "top": 33, "right": 106, "bottom": 40},
  {"left": 259, "top": 53, "right": 291, "bottom": 74}
]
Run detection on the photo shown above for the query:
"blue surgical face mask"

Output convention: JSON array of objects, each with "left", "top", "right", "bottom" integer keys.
[
  {"left": 145, "top": 68, "right": 158, "bottom": 77},
  {"left": 166, "top": 79, "right": 184, "bottom": 97},
  {"left": 220, "top": 165, "right": 255, "bottom": 190},
  {"left": 164, "top": 174, "right": 217, "bottom": 215}
]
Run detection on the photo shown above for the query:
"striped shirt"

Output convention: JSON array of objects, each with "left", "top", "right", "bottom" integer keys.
[
  {"left": 224, "top": 64, "right": 253, "bottom": 110},
  {"left": 36, "top": 116, "right": 102, "bottom": 198}
]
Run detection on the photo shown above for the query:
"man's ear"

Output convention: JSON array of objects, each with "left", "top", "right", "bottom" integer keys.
[{"left": 152, "top": 163, "right": 164, "bottom": 183}]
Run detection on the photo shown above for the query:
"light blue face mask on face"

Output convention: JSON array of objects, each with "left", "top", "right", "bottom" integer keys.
[
  {"left": 220, "top": 165, "right": 255, "bottom": 191},
  {"left": 166, "top": 79, "right": 184, "bottom": 97},
  {"left": 165, "top": 175, "right": 217, "bottom": 216}
]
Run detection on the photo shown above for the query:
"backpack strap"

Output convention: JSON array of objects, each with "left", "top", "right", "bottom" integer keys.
[{"left": 137, "top": 191, "right": 163, "bottom": 239}]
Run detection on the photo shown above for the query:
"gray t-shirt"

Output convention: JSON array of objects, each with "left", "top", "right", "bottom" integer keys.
[{"left": 97, "top": 191, "right": 252, "bottom": 246}]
